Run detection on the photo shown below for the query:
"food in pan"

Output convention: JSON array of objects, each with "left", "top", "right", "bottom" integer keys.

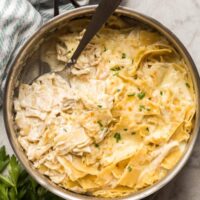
[{"left": 14, "top": 17, "right": 196, "bottom": 198}]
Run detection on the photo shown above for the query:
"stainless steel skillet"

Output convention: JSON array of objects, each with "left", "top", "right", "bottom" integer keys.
[{"left": 3, "top": 4, "right": 200, "bottom": 200}]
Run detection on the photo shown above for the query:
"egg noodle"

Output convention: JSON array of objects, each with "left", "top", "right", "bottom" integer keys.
[{"left": 14, "top": 16, "right": 196, "bottom": 198}]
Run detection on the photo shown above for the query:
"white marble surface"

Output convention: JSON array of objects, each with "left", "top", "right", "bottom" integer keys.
[{"left": 0, "top": 0, "right": 200, "bottom": 199}]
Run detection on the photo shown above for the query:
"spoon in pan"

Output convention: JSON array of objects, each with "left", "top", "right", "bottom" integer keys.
[{"left": 30, "top": 0, "right": 122, "bottom": 85}]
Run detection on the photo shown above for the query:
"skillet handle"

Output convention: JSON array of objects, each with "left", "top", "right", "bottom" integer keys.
[{"left": 54, "top": 0, "right": 85, "bottom": 17}]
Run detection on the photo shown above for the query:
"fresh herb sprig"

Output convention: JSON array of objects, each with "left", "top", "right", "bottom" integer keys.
[{"left": 0, "top": 146, "right": 63, "bottom": 200}]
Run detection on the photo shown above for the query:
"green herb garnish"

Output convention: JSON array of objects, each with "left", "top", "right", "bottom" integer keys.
[
  {"left": 97, "top": 121, "right": 104, "bottom": 130},
  {"left": 139, "top": 105, "right": 145, "bottom": 111},
  {"left": 97, "top": 105, "right": 102, "bottom": 108},
  {"left": 185, "top": 82, "right": 190, "bottom": 88},
  {"left": 63, "top": 128, "right": 68, "bottom": 132},
  {"left": 114, "top": 133, "right": 121, "bottom": 143},
  {"left": 116, "top": 89, "right": 121, "bottom": 92},
  {"left": 127, "top": 93, "right": 135, "bottom": 97},
  {"left": 113, "top": 72, "right": 119, "bottom": 76},
  {"left": 137, "top": 92, "right": 145, "bottom": 100},
  {"left": 122, "top": 53, "right": 126, "bottom": 59},
  {"left": 127, "top": 166, "right": 132, "bottom": 172},
  {"left": 160, "top": 91, "right": 163, "bottom": 96},
  {"left": 110, "top": 66, "right": 121, "bottom": 71},
  {"left": 133, "top": 74, "right": 138, "bottom": 79},
  {"left": 97, "top": 121, "right": 103, "bottom": 127}
]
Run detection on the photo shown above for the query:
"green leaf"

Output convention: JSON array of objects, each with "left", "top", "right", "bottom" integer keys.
[
  {"left": 18, "top": 186, "right": 27, "bottom": 199},
  {"left": 8, "top": 155, "right": 21, "bottom": 187},
  {"left": 29, "top": 177, "right": 38, "bottom": 193},
  {"left": 26, "top": 190, "right": 37, "bottom": 200},
  {"left": 0, "top": 146, "right": 64, "bottom": 200},
  {"left": 0, "top": 146, "right": 10, "bottom": 172},
  {"left": 8, "top": 187, "right": 17, "bottom": 200},
  {"left": 39, "top": 190, "right": 63, "bottom": 200},
  {"left": 0, "top": 184, "right": 9, "bottom": 200},
  {"left": 30, "top": 192, "right": 37, "bottom": 200},
  {"left": 37, "top": 187, "right": 47, "bottom": 197},
  {"left": 0, "top": 174, "right": 14, "bottom": 187},
  {"left": 17, "top": 170, "right": 29, "bottom": 188}
]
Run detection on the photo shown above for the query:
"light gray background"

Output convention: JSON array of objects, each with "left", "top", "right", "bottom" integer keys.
[{"left": 0, "top": 0, "right": 200, "bottom": 199}]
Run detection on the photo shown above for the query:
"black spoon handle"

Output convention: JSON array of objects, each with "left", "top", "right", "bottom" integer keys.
[
  {"left": 66, "top": 0, "right": 122, "bottom": 67},
  {"left": 54, "top": 0, "right": 59, "bottom": 16}
]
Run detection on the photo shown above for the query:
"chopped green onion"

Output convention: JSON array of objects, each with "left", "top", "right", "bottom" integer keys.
[
  {"left": 98, "top": 105, "right": 102, "bottom": 108},
  {"left": 137, "top": 92, "right": 145, "bottom": 100},
  {"left": 114, "top": 133, "right": 121, "bottom": 143},
  {"left": 160, "top": 91, "right": 163, "bottom": 96}
]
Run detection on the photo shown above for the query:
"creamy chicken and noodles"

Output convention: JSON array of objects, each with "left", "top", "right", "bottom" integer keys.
[{"left": 14, "top": 17, "right": 196, "bottom": 198}]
